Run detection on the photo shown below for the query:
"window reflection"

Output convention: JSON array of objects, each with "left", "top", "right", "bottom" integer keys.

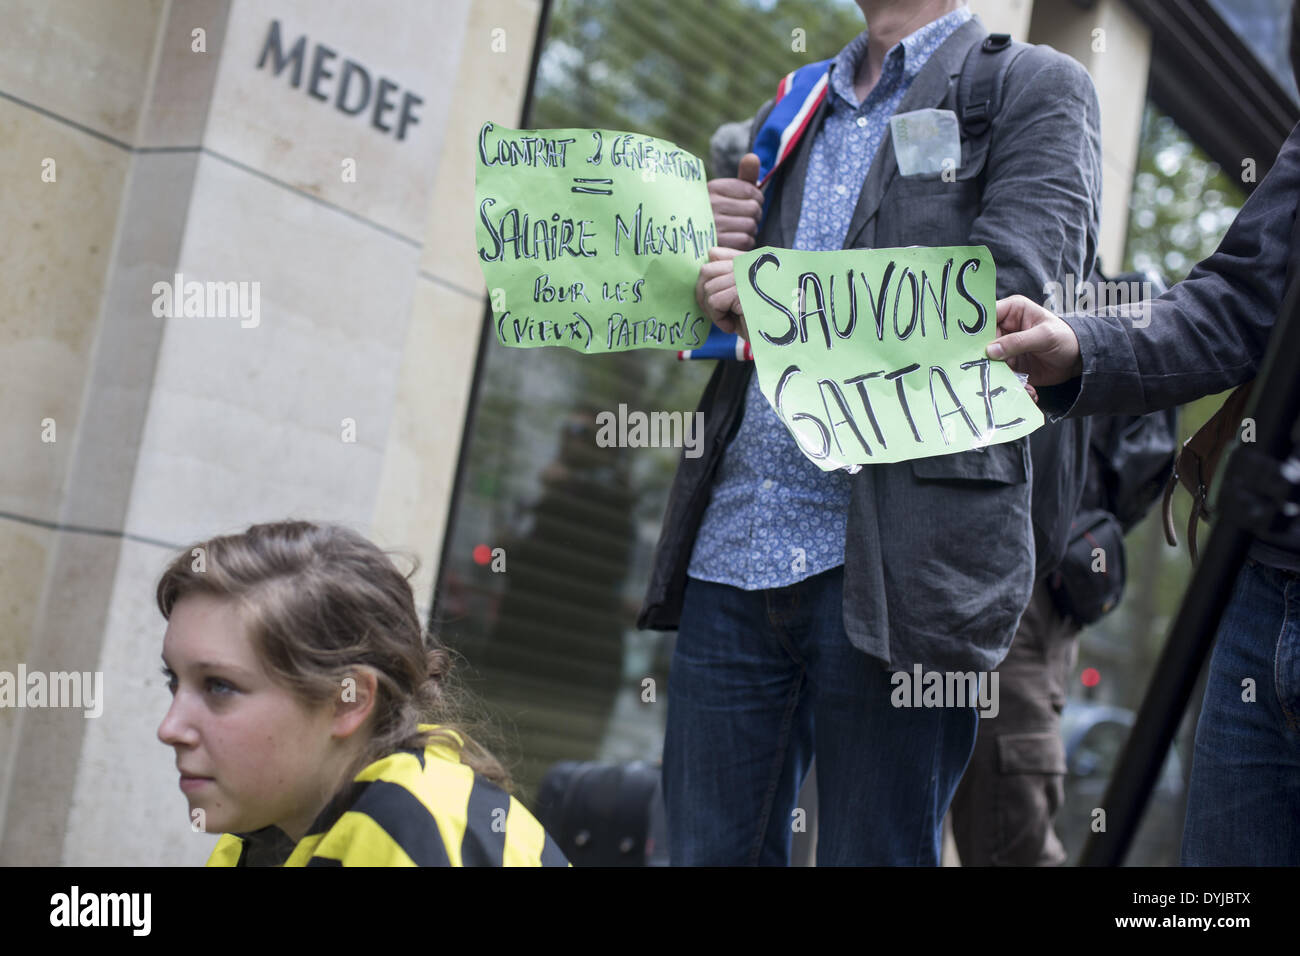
[
  {"left": 1208, "top": 0, "right": 1300, "bottom": 101},
  {"left": 437, "top": 0, "right": 864, "bottom": 803}
]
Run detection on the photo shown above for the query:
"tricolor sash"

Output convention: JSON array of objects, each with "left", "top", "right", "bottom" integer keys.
[
  {"left": 753, "top": 59, "right": 833, "bottom": 187},
  {"left": 677, "top": 322, "right": 754, "bottom": 361},
  {"left": 678, "top": 59, "right": 831, "bottom": 361}
]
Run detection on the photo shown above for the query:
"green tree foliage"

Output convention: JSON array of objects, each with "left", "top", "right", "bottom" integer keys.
[
  {"left": 534, "top": 0, "right": 865, "bottom": 173},
  {"left": 1124, "top": 106, "right": 1244, "bottom": 280}
]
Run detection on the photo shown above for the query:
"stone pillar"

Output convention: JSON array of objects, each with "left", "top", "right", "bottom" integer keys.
[
  {"left": 969, "top": 0, "right": 1035, "bottom": 41},
  {"left": 371, "top": 0, "right": 543, "bottom": 606},
  {"left": 0, "top": 0, "right": 540, "bottom": 865},
  {"left": 1, "top": 0, "right": 192, "bottom": 867}
]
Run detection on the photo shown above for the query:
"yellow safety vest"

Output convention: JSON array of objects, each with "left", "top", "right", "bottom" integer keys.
[{"left": 206, "top": 725, "right": 569, "bottom": 867}]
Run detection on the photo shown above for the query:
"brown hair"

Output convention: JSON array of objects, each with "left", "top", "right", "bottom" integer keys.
[{"left": 156, "top": 520, "right": 511, "bottom": 791}]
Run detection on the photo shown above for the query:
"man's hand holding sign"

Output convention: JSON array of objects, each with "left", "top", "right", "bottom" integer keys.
[
  {"left": 985, "top": 294, "right": 1085, "bottom": 386},
  {"left": 731, "top": 244, "right": 1043, "bottom": 470},
  {"left": 698, "top": 152, "right": 763, "bottom": 343}
]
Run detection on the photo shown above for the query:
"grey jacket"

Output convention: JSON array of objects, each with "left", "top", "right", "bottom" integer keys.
[
  {"left": 637, "top": 17, "right": 1103, "bottom": 673},
  {"left": 1042, "top": 120, "right": 1300, "bottom": 565}
]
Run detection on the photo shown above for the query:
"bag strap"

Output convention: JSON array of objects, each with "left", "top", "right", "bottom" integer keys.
[
  {"left": 1162, "top": 192, "right": 1300, "bottom": 560},
  {"left": 1161, "top": 383, "right": 1254, "bottom": 560},
  {"left": 956, "top": 33, "right": 1025, "bottom": 175}
]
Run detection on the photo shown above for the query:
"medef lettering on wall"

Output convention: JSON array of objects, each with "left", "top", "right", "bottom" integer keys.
[{"left": 257, "top": 19, "right": 423, "bottom": 141}]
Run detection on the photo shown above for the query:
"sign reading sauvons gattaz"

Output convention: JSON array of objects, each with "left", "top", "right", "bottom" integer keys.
[{"left": 733, "top": 245, "right": 1043, "bottom": 471}]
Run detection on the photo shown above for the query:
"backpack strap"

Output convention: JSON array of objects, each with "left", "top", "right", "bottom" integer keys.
[
  {"left": 1162, "top": 383, "right": 1255, "bottom": 560},
  {"left": 1161, "top": 189, "right": 1300, "bottom": 560},
  {"left": 956, "top": 33, "right": 1026, "bottom": 181}
]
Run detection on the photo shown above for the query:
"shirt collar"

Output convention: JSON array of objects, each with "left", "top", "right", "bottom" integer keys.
[
  {"left": 828, "top": 5, "right": 974, "bottom": 107},
  {"left": 236, "top": 825, "right": 298, "bottom": 867}
]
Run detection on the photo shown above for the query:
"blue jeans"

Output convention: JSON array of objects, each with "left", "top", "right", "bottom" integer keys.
[
  {"left": 1182, "top": 559, "right": 1300, "bottom": 865},
  {"left": 664, "top": 567, "right": 979, "bottom": 865}
]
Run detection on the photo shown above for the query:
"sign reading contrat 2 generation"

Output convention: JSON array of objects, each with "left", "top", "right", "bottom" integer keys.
[
  {"left": 475, "top": 122, "right": 714, "bottom": 353},
  {"left": 733, "top": 245, "right": 1043, "bottom": 471}
]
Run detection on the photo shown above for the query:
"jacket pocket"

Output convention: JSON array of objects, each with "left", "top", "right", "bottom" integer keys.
[
  {"left": 997, "top": 731, "right": 1067, "bottom": 775},
  {"left": 910, "top": 437, "right": 1029, "bottom": 485},
  {"left": 882, "top": 175, "right": 983, "bottom": 248},
  {"left": 893, "top": 132, "right": 990, "bottom": 185}
]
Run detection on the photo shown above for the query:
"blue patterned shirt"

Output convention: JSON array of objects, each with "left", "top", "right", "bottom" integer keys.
[{"left": 688, "top": 7, "right": 973, "bottom": 591}]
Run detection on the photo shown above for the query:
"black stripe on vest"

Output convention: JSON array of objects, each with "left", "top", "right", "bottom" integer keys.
[
  {"left": 539, "top": 833, "right": 569, "bottom": 868},
  {"left": 460, "top": 778, "right": 509, "bottom": 866},
  {"left": 398, "top": 744, "right": 426, "bottom": 770},
  {"left": 353, "top": 779, "right": 452, "bottom": 866},
  {"left": 305, "top": 780, "right": 371, "bottom": 836}
]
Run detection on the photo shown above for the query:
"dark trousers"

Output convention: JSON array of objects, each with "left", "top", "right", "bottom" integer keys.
[
  {"left": 665, "top": 566, "right": 979, "bottom": 866},
  {"left": 950, "top": 579, "right": 1079, "bottom": 866},
  {"left": 1182, "top": 559, "right": 1300, "bottom": 864}
]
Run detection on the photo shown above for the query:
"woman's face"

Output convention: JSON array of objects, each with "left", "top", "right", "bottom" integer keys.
[{"left": 157, "top": 593, "right": 343, "bottom": 842}]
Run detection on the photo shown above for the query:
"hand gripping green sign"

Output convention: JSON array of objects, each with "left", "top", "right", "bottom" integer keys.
[
  {"left": 475, "top": 122, "right": 714, "bottom": 354},
  {"left": 732, "top": 245, "right": 1043, "bottom": 471}
]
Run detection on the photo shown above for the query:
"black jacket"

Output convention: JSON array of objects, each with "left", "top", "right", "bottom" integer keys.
[{"left": 1043, "top": 121, "right": 1300, "bottom": 567}]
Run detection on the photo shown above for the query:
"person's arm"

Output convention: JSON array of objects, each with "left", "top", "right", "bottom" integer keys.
[
  {"left": 697, "top": 110, "right": 768, "bottom": 339},
  {"left": 998, "top": 121, "right": 1300, "bottom": 419}
]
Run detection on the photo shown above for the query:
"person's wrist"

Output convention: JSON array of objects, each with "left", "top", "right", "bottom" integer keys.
[{"left": 1056, "top": 315, "right": 1084, "bottom": 379}]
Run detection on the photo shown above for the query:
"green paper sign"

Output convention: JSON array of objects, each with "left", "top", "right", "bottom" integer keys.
[
  {"left": 732, "top": 245, "right": 1043, "bottom": 471},
  {"left": 475, "top": 122, "right": 714, "bottom": 353}
]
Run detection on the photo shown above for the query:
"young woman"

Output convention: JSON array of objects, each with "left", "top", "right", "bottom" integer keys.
[{"left": 156, "top": 520, "right": 568, "bottom": 867}]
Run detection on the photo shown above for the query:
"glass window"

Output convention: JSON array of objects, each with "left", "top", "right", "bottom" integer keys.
[
  {"left": 1125, "top": 105, "right": 1247, "bottom": 281},
  {"left": 439, "top": 0, "right": 864, "bottom": 803},
  {"left": 1207, "top": 0, "right": 1300, "bottom": 101}
]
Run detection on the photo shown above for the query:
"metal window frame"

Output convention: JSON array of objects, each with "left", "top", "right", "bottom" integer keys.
[{"left": 1129, "top": 0, "right": 1298, "bottom": 183}]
